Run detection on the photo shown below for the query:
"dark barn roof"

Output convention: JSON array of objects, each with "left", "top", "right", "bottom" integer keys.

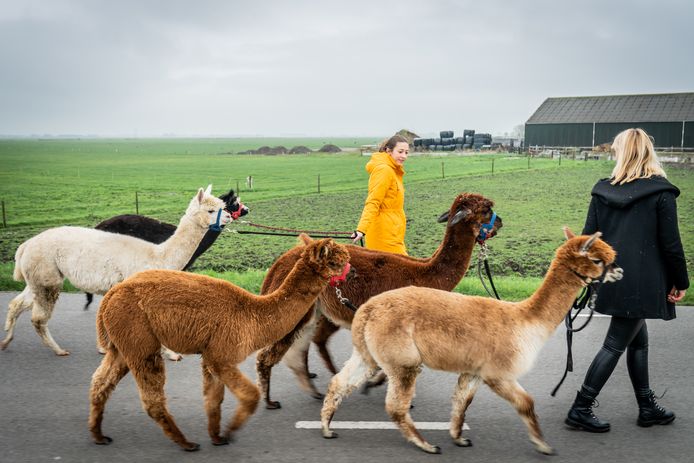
[{"left": 527, "top": 92, "right": 694, "bottom": 124}]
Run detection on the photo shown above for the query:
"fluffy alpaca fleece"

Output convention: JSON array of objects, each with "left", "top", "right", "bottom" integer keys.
[
  {"left": 89, "top": 236, "right": 350, "bottom": 451},
  {"left": 83, "top": 189, "right": 249, "bottom": 309},
  {"left": 256, "top": 192, "right": 502, "bottom": 408},
  {"left": 1, "top": 186, "right": 230, "bottom": 356},
  {"left": 320, "top": 228, "right": 623, "bottom": 455}
]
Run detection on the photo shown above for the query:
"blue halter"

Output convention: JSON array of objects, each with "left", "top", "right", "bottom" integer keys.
[
  {"left": 476, "top": 211, "right": 497, "bottom": 244},
  {"left": 209, "top": 209, "right": 225, "bottom": 232}
]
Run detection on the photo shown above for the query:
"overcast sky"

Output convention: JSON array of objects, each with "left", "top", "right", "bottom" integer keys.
[{"left": 0, "top": 0, "right": 692, "bottom": 137}]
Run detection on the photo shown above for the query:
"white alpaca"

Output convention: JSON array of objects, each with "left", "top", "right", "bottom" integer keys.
[{"left": 1, "top": 186, "right": 231, "bottom": 356}]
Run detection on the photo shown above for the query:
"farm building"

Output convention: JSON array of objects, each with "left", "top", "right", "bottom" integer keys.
[{"left": 525, "top": 92, "right": 694, "bottom": 149}]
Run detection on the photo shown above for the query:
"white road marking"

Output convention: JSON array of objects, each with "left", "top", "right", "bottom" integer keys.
[
  {"left": 576, "top": 313, "right": 609, "bottom": 317},
  {"left": 296, "top": 421, "right": 469, "bottom": 430}
]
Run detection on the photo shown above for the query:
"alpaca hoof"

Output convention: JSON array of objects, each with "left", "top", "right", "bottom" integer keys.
[
  {"left": 322, "top": 430, "right": 338, "bottom": 439},
  {"left": 312, "top": 391, "right": 325, "bottom": 400},
  {"left": 422, "top": 445, "right": 441, "bottom": 454},
  {"left": 211, "top": 435, "right": 230, "bottom": 446},
  {"left": 167, "top": 354, "right": 183, "bottom": 362},
  {"left": 183, "top": 442, "right": 200, "bottom": 452},
  {"left": 453, "top": 437, "right": 472, "bottom": 447},
  {"left": 0, "top": 341, "right": 9, "bottom": 351},
  {"left": 308, "top": 372, "right": 318, "bottom": 379},
  {"left": 536, "top": 443, "right": 554, "bottom": 455},
  {"left": 266, "top": 400, "right": 282, "bottom": 410},
  {"left": 94, "top": 436, "right": 113, "bottom": 445},
  {"left": 56, "top": 350, "right": 70, "bottom": 356}
]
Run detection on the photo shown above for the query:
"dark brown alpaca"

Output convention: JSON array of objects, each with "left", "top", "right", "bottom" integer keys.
[
  {"left": 256, "top": 192, "right": 502, "bottom": 409},
  {"left": 89, "top": 236, "right": 350, "bottom": 451}
]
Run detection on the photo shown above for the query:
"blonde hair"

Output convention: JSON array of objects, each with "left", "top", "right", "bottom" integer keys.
[{"left": 610, "top": 128, "right": 666, "bottom": 185}]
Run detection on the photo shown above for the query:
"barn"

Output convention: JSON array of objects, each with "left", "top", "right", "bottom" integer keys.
[{"left": 525, "top": 92, "right": 694, "bottom": 149}]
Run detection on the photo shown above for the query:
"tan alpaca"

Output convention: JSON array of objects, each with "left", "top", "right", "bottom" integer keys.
[
  {"left": 2, "top": 186, "right": 230, "bottom": 356},
  {"left": 89, "top": 236, "right": 350, "bottom": 451},
  {"left": 321, "top": 228, "right": 623, "bottom": 455},
  {"left": 257, "top": 193, "right": 502, "bottom": 408}
]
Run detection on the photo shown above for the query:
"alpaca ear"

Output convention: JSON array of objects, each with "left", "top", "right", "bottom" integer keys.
[
  {"left": 563, "top": 226, "right": 575, "bottom": 240},
  {"left": 205, "top": 184, "right": 212, "bottom": 195},
  {"left": 196, "top": 188, "right": 205, "bottom": 203},
  {"left": 449, "top": 209, "right": 471, "bottom": 226},
  {"left": 580, "top": 231, "right": 602, "bottom": 254},
  {"left": 320, "top": 243, "right": 330, "bottom": 259},
  {"left": 436, "top": 211, "right": 449, "bottom": 223}
]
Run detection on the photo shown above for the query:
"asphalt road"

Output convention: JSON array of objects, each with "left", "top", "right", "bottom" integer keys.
[{"left": 1, "top": 292, "right": 692, "bottom": 463}]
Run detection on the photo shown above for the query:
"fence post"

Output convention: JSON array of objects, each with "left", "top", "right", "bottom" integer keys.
[
  {"left": 441, "top": 161, "right": 445, "bottom": 179},
  {"left": 492, "top": 158, "right": 495, "bottom": 175},
  {"left": 1, "top": 200, "right": 6, "bottom": 228},
  {"left": 317, "top": 174, "right": 321, "bottom": 194},
  {"left": 135, "top": 191, "right": 139, "bottom": 215},
  {"left": 236, "top": 180, "right": 240, "bottom": 193},
  {"left": 527, "top": 154, "right": 530, "bottom": 169},
  {"left": 559, "top": 153, "right": 562, "bottom": 166}
]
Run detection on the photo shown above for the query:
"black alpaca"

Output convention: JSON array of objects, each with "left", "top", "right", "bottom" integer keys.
[{"left": 84, "top": 189, "right": 248, "bottom": 309}]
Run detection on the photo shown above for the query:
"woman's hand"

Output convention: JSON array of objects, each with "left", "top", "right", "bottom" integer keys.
[
  {"left": 351, "top": 230, "right": 364, "bottom": 244},
  {"left": 667, "top": 286, "right": 686, "bottom": 303}
]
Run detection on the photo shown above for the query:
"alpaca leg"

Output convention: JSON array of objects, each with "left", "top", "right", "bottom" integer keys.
[
  {"left": 321, "top": 349, "right": 378, "bottom": 438},
  {"left": 30, "top": 286, "right": 66, "bottom": 355},
  {"left": 256, "top": 308, "right": 315, "bottom": 409},
  {"left": 485, "top": 378, "right": 553, "bottom": 455},
  {"left": 384, "top": 366, "right": 438, "bottom": 454},
  {"left": 313, "top": 314, "right": 341, "bottom": 374},
  {"left": 215, "top": 365, "right": 260, "bottom": 439},
  {"left": 0, "top": 287, "right": 34, "bottom": 350},
  {"left": 202, "top": 361, "right": 228, "bottom": 445},
  {"left": 450, "top": 374, "right": 481, "bottom": 447},
  {"left": 89, "top": 348, "right": 130, "bottom": 445},
  {"left": 131, "top": 354, "right": 199, "bottom": 451},
  {"left": 283, "top": 316, "right": 322, "bottom": 399}
]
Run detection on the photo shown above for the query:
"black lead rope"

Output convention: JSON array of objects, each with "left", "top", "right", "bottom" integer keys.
[
  {"left": 551, "top": 283, "right": 600, "bottom": 397},
  {"left": 477, "top": 243, "right": 501, "bottom": 300}
]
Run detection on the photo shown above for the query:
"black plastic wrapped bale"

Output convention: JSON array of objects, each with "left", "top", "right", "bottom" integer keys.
[
  {"left": 440, "top": 130, "right": 454, "bottom": 138},
  {"left": 463, "top": 129, "right": 475, "bottom": 137},
  {"left": 465, "top": 135, "right": 474, "bottom": 144},
  {"left": 455, "top": 144, "right": 463, "bottom": 150},
  {"left": 441, "top": 137, "right": 455, "bottom": 145},
  {"left": 434, "top": 137, "right": 442, "bottom": 144},
  {"left": 463, "top": 143, "right": 471, "bottom": 149},
  {"left": 455, "top": 137, "right": 464, "bottom": 144},
  {"left": 413, "top": 138, "right": 423, "bottom": 147}
]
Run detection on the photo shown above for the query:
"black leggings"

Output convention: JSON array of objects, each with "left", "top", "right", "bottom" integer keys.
[{"left": 580, "top": 317, "right": 650, "bottom": 399}]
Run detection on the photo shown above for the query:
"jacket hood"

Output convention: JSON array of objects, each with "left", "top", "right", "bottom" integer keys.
[
  {"left": 366, "top": 151, "right": 405, "bottom": 175},
  {"left": 591, "top": 176, "right": 680, "bottom": 209}
]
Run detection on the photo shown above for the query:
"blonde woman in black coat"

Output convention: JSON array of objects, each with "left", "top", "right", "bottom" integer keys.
[{"left": 566, "top": 128, "right": 689, "bottom": 433}]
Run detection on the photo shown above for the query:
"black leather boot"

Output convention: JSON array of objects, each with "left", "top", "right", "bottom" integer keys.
[
  {"left": 565, "top": 390, "right": 611, "bottom": 433},
  {"left": 636, "top": 390, "right": 675, "bottom": 427}
]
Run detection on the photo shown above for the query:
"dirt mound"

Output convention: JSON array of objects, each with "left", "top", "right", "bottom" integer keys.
[
  {"left": 289, "top": 145, "right": 312, "bottom": 154},
  {"left": 318, "top": 144, "right": 342, "bottom": 153}
]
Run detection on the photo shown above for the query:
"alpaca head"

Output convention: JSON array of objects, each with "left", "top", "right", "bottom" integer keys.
[
  {"left": 185, "top": 185, "right": 232, "bottom": 229},
  {"left": 299, "top": 235, "right": 351, "bottom": 280},
  {"left": 218, "top": 189, "right": 249, "bottom": 220},
  {"left": 436, "top": 193, "right": 502, "bottom": 239},
  {"left": 558, "top": 227, "right": 623, "bottom": 284}
]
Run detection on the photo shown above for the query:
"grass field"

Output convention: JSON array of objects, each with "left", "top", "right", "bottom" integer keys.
[{"left": 0, "top": 138, "right": 691, "bottom": 304}]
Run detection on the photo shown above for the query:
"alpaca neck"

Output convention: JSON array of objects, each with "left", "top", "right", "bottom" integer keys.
[
  {"left": 421, "top": 223, "right": 477, "bottom": 290},
  {"left": 249, "top": 259, "right": 330, "bottom": 351},
  {"left": 154, "top": 215, "right": 208, "bottom": 269},
  {"left": 522, "top": 261, "right": 585, "bottom": 331}
]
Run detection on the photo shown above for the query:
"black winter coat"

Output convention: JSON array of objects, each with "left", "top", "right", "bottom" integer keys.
[{"left": 583, "top": 176, "right": 689, "bottom": 320}]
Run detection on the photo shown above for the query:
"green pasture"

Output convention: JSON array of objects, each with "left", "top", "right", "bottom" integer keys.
[{"left": 0, "top": 138, "right": 691, "bottom": 304}]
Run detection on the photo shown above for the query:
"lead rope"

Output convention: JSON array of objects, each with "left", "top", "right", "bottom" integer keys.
[
  {"left": 477, "top": 243, "right": 501, "bottom": 300},
  {"left": 551, "top": 283, "right": 599, "bottom": 396}
]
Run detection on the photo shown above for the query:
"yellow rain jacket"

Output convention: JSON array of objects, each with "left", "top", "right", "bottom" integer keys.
[{"left": 356, "top": 151, "right": 407, "bottom": 254}]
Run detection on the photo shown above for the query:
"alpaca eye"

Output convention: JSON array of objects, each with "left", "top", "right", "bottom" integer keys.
[
  {"left": 590, "top": 258, "right": 602, "bottom": 264},
  {"left": 208, "top": 210, "right": 215, "bottom": 213}
]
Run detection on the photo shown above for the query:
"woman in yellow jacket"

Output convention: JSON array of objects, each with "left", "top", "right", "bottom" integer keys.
[{"left": 351, "top": 135, "right": 409, "bottom": 254}]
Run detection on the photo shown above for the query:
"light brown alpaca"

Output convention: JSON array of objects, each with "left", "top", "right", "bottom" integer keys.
[
  {"left": 89, "top": 236, "right": 350, "bottom": 451},
  {"left": 320, "top": 228, "right": 623, "bottom": 455},
  {"left": 257, "top": 193, "right": 502, "bottom": 408}
]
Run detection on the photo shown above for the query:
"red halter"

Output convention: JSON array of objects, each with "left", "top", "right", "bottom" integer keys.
[{"left": 329, "top": 263, "right": 351, "bottom": 287}]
